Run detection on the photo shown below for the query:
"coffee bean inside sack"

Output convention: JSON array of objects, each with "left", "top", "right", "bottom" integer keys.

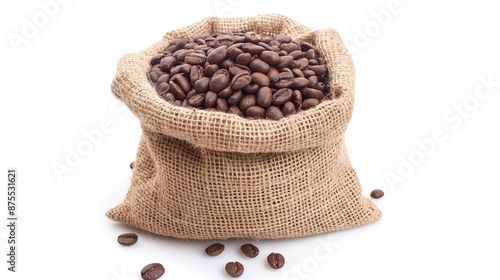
[{"left": 148, "top": 32, "right": 333, "bottom": 120}]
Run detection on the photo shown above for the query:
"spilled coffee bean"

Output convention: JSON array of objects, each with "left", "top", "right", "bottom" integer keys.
[
  {"left": 117, "top": 233, "right": 138, "bottom": 246},
  {"left": 240, "top": 243, "right": 259, "bottom": 258},
  {"left": 267, "top": 252, "right": 285, "bottom": 269},
  {"left": 225, "top": 261, "right": 244, "bottom": 278},
  {"left": 205, "top": 243, "right": 225, "bottom": 256},
  {"left": 370, "top": 189, "right": 385, "bottom": 199},
  {"left": 141, "top": 263, "right": 165, "bottom": 280}
]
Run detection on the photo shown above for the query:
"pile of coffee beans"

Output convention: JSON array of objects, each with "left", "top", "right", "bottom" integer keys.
[
  {"left": 204, "top": 242, "right": 285, "bottom": 278},
  {"left": 148, "top": 31, "right": 331, "bottom": 120}
]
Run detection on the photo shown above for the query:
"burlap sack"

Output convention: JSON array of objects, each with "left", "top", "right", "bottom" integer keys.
[{"left": 106, "top": 14, "right": 381, "bottom": 239}]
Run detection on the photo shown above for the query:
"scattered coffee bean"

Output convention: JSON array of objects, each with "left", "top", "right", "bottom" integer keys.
[
  {"left": 225, "top": 261, "right": 244, "bottom": 278},
  {"left": 117, "top": 232, "right": 138, "bottom": 246},
  {"left": 240, "top": 243, "right": 259, "bottom": 258},
  {"left": 267, "top": 252, "right": 285, "bottom": 269},
  {"left": 205, "top": 243, "right": 225, "bottom": 256},
  {"left": 150, "top": 32, "right": 331, "bottom": 119},
  {"left": 129, "top": 162, "right": 134, "bottom": 169},
  {"left": 370, "top": 189, "right": 385, "bottom": 199},
  {"left": 141, "top": 263, "right": 165, "bottom": 280}
]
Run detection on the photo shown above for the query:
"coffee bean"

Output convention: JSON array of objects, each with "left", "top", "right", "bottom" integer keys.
[
  {"left": 204, "top": 91, "right": 218, "bottom": 107},
  {"left": 249, "top": 58, "right": 270, "bottom": 74},
  {"left": 188, "top": 93, "right": 205, "bottom": 108},
  {"left": 231, "top": 73, "right": 252, "bottom": 90},
  {"left": 292, "top": 57, "right": 309, "bottom": 70},
  {"left": 141, "top": 263, "right": 165, "bottom": 280},
  {"left": 272, "top": 88, "right": 293, "bottom": 106},
  {"left": 228, "top": 105, "right": 243, "bottom": 117},
  {"left": 292, "top": 68, "right": 304, "bottom": 78},
  {"left": 156, "top": 82, "right": 169, "bottom": 94},
  {"left": 302, "top": 98, "right": 320, "bottom": 109},
  {"left": 267, "top": 67, "right": 280, "bottom": 81},
  {"left": 282, "top": 101, "right": 296, "bottom": 116},
  {"left": 164, "top": 93, "right": 176, "bottom": 102},
  {"left": 205, "top": 243, "right": 225, "bottom": 256},
  {"left": 302, "top": 69, "right": 316, "bottom": 77},
  {"left": 184, "top": 52, "right": 207, "bottom": 65},
  {"left": 292, "top": 77, "right": 310, "bottom": 89},
  {"left": 243, "top": 83, "right": 260, "bottom": 94},
  {"left": 117, "top": 233, "right": 138, "bottom": 246},
  {"left": 159, "top": 56, "right": 177, "bottom": 71},
  {"left": 216, "top": 98, "right": 229, "bottom": 112},
  {"left": 257, "top": 41, "right": 273, "bottom": 51},
  {"left": 276, "top": 36, "right": 291, "bottom": 43},
  {"left": 172, "top": 75, "right": 192, "bottom": 93},
  {"left": 229, "top": 64, "right": 250, "bottom": 77},
  {"left": 370, "top": 189, "right": 384, "bottom": 199},
  {"left": 267, "top": 253, "right": 285, "bottom": 269},
  {"left": 305, "top": 48, "right": 317, "bottom": 59},
  {"left": 129, "top": 162, "right": 134, "bottom": 169},
  {"left": 207, "top": 46, "right": 228, "bottom": 64},
  {"left": 194, "top": 77, "right": 210, "bottom": 93},
  {"left": 157, "top": 74, "right": 171, "bottom": 84},
  {"left": 241, "top": 43, "right": 266, "bottom": 55},
  {"left": 225, "top": 261, "right": 244, "bottom": 278},
  {"left": 245, "top": 106, "right": 265, "bottom": 118},
  {"left": 308, "top": 65, "right": 327, "bottom": 75},
  {"left": 260, "top": 50, "right": 280, "bottom": 66},
  {"left": 204, "top": 64, "right": 219, "bottom": 77},
  {"left": 245, "top": 31, "right": 261, "bottom": 43},
  {"left": 257, "top": 87, "right": 273, "bottom": 108},
  {"left": 280, "top": 42, "right": 299, "bottom": 53},
  {"left": 228, "top": 47, "right": 244, "bottom": 60},
  {"left": 176, "top": 49, "right": 194, "bottom": 62},
  {"left": 185, "top": 89, "right": 197, "bottom": 101},
  {"left": 170, "top": 64, "right": 191, "bottom": 76},
  {"left": 218, "top": 86, "right": 234, "bottom": 98},
  {"left": 169, "top": 81, "right": 186, "bottom": 100},
  {"left": 209, "top": 70, "right": 230, "bottom": 92},
  {"left": 289, "top": 50, "right": 304, "bottom": 60},
  {"left": 265, "top": 105, "right": 284, "bottom": 120},
  {"left": 239, "top": 94, "right": 257, "bottom": 111},
  {"left": 303, "top": 87, "right": 325, "bottom": 100},
  {"left": 228, "top": 90, "right": 243, "bottom": 105},
  {"left": 150, "top": 53, "right": 165, "bottom": 66},
  {"left": 235, "top": 53, "right": 252, "bottom": 65},
  {"left": 240, "top": 243, "right": 259, "bottom": 258},
  {"left": 221, "top": 58, "right": 235, "bottom": 69},
  {"left": 277, "top": 56, "right": 294, "bottom": 68}
]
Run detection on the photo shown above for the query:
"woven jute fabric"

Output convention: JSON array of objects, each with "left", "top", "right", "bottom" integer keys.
[{"left": 106, "top": 14, "right": 381, "bottom": 239}]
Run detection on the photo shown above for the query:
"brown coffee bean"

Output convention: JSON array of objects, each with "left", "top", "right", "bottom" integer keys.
[
  {"left": 216, "top": 98, "right": 229, "bottom": 112},
  {"left": 185, "top": 89, "right": 197, "bottom": 101},
  {"left": 209, "top": 70, "right": 230, "bottom": 92},
  {"left": 204, "top": 64, "right": 219, "bottom": 77},
  {"left": 245, "top": 106, "right": 265, "bottom": 118},
  {"left": 194, "top": 77, "right": 210, "bottom": 93},
  {"left": 168, "top": 81, "right": 185, "bottom": 99},
  {"left": 370, "top": 189, "right": 384, "bottom": 199},
  {"left": 228, "top": 47, "right": 244, "bottom": 60},
  {"left": 129, "top": 162, "right": 134, "bottom": 169},
  {"left": 292, "top": 68, "right": 304, "bottom": 78},
  {"left": 308, "top": 65, "right": 327, "bottom": 75},
  {"left": 251, "top": 72, "right": 270, "bottom": 87},
  {"left": 307, "top": 75, "right": 319, "bottom": 86},
  {"left": 204, "top": 91, "right": 218, "bottom": 107},
  {"left": 173, "top": 100, "right": 182, "bottom": 106},
  {"left": 240, "top": 243, "right": 259, "bottom": 258},
  {"left": 257, "top": 41, "right": 273, "bottom": 51},
  {"left": 141, "top": 263, "right": 165, "bottom": 280},
  {"left": 249, "top": 58, "right": 270, "bottom": 74},
  {"left": 277, "top": 55, "right": 294, "bottom": 68},
  {"left": 207, "top": 46, "right": 228, "bottom": 64},
  {"left": 273, "top": 72, "right": 294, "bottom": 88},
  {"left": 245, "top": 31, "right": 261, "bottom": 43},
  {"left": 289, "top": 50, "right": 304, "bottom": 60},
  {"left": 227, "top": 105, "right": 243, "bottom": 117},
  {"left": 239, "top": 94, "right": 257, "bottom": 111},
  {"left": 302, "top": 69, "right": 316, "bottom": 77},
  {"left": 267, "top": 67, "right": 280, "bottom": 81},
  {"left": 292, "top": 90, "right": 303, "bottom": 108},
  {"left": 259, "top": 50, "right": 280, "bottom": 66},
  {"left": 221, "top": 58, "right": 235, "bottom": 69},
  {"left": 228, "top": 90, "right": 243, "bottom": 105},
  {"left": 292, "top": 57, "right": 309, "bottom": 70},
  {"left": 305, "top": 48, "right": 316, "bottom": 59},
  {"left": 272, "top": 88, "right": 293, "bottom": 106},
  {"left": 256, "top": 87, "right": 273, "bottom": 108},
  {"left": 159, "top": 56, "right": 177, "bottom": 71},
  {"left": 265, "top": 105, "right": 284, "bottom": 120},
  {"left": 205, "top": 243, "right": 225, "bottom": 256},
  {"left": 267, "top": 253, "right": 285, "bottom": 269},
  {"left": 172, "top": 75, "right": 191, "bottom": 93},
  {"left": 229, "top": 64, "right": 250, "bottom": 77},
  {"left": 215, "top": 35, "right": 233, "bottom": 46},
  {"left": 276, "top": 36, "right": 291, "bottom": 43},
  {"left": 308, "top": 59, "right": 318, "bottom": 65},
  {"left": 117, "top": 233, "right": 138, "bottom": 246},
  {"left": 176, "top": 49, "right": 194, "bottom": 61},
  {"left": 157, "top": 74, "right": 171, "bottom": 84},
  {"left": 292, "top": 77, "right": 310, "bottom": 89},
  {"left": 300, "top": 41, "right": 316, "bottom": 51},
  {"left": 303, "top": 87, "right": 325, "bottom": 100},
  {"left": 150, "top": 53, "right": 165, "bottom": 65},
  {"left": 241, "top": 43, "right": 266, "bottom": 55},
  {"left": 312, "top": 82, "right": 326, "bottom": 91},
  {"left": 149, "top": 70, "right": 161, "bottom": 83},
  {"left": 188, "top": 93, "right": 205, "bottom": 107},
  {"left": 190, "top": 65, "right": 204, "bottom": 84},
  {"left": 218, "top": 86, "right": 234, "bottom": 98},
  {"left": 156, "top": 82, "right": 169, "bottom": 94},
  {"left": 231, "top": 73, "right": 252, "bottom": 90},
  {"left": 164, "top": 93, "right": 176, "bottom": 102},
  {"left": 225, "top": 261, "right": 244, "bottom": 278},
  {"left": 301, "top": 98, "right": 320, "bottom": 109},
  {"left": 282, "top": 101, "right": 296, "bottom": 116},
  {"left": 170, "top": 64, "right": 191, "bottom": 76},
  {"left": 280, "top": 42, "right": 299, "bottom": 53},
  {"left": 235, "top": 53, "right": 252, "bottom": 65},
  {"left": 184, "top": 52, "right": 206, "bottom": 65}
]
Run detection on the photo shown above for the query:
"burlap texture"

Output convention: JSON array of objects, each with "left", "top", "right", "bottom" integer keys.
[{"left": 106, "top": 14, "right": 381, "bottom": 239}]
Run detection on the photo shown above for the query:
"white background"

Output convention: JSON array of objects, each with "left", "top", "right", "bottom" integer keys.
[{"left": 1, "top": 0, "right": 500, "bottom": 279}]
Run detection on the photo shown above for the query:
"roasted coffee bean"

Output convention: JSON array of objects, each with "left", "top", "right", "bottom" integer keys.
[
  {"left": 302, "top": 69, "right": 316, "bottom": 78},
  {"left": 235, "top": 53, "right": 252, "bottom": 65},
  {"left": 292, "top": 57, "right": 309, "bottom": 70},
  {"left": 190, "top": 65, "right": 204, "bottom": 84},
  {"left": 225, "top": 261, "right": 244, "bottom": 278},
  {"left": 307, "top": 75, "right": 319, "bottom": 86},
  {"left": 241, "top": 43, "right": 266, "bottom": 55},
  {"left": 173, "top": 75, "right": 192, "bottom": 93},
  {"left": 117, "top": 233, "right": 138, "bottom": 246},
  {"left": 292, "top": 77, "right": 309, "bottom": 89},
  {"left": 292, "top": 68, "right": 304, "bottom": 78},
  {"left": 273, "top": 72, "right": 294, "bottom": 88},
  {"left": 176, "top": 49, "right": 194, "bottom": 61},
  {"left": 289, "top": 50, "right": 304, "bottom": 59},
  {"left": 157, "top": 74, "right": 171, "bottom": 84},
  {"left": 159, "top": 56, "right": 177, "bottom": 71},
  {"left": 216, "top": 35, "right": 233, "bottom": 46},
  {"left": 257, "top": 41, "right": 273, "bottom": 51},
  {"left": 173, "top": 100, "right": 182, "bottom": 106},
  {"left": 243, "top": 83, "right": 260, "bottom": 94},
  {"left": 312, "top": 82, "right": 326, "bottom": 91},
  {"left": 240, "top": 243, "right": 259, "bottom": 258},
  {"left": 239, "top": 94, "right": 257, "bottom": 111},
  {"left": 204, "top": 91, "right": 218, "bottom": 107},
  {"left": 205, "top": 243, "right": 225, "bottom": 256},
  {"left": 265, "top": 105, "right": 284, "bottom": 120},
  {"left": 184, "top": 52, "right": 207, "bottom": 65},
  {"left": 141, "top": 263, "right": 165, "bottom": 280},
  {"left": 267, "top": 67, "right": 280, "bottom": 80},
  {"left": 204, "top": 64, "right": 219, "bottom": 77},
  {"left": 156, "top": 82, "right": 169, "bottom": 94},
  {"left": 231, "top": 73, "right": 252, "bottom": 90},
  {"left": 209, "top": 70, "right": 230, "bottom": 92},
  {"left": 308, "top": 65, "right": 327, "bottom": 75},
  {"left": 251, "top": 72, "right": 270, "bottom": 87},
  {"left": 164, "top": 93, "right": 176, "bottom": 102},
  {"left": 218, "top": 86, "right": 234, "bottom": 98},
  {"left": 267, "top": 253, "right": 285, "bottom": 269},
  {"left": 150, "top": 53, "right": 165, "bottom": 66},
  {"left": 370, "top": 189, "right": 384, "bottom": 199},
  {"left": 169, "top": 81, "right": 186, "bottom": 100},
  {"left": 291, "top": 90, "right": 303, "bottom": 108},
  {"left": 305, "top": 48, "right": 316, "bottom": 59},
  {"left": 272, "top": 88, "right": 293, "bottom": 105},
  {"left": 260, "top": 50, "right": 280, "bottom": 65},
  {"left": 276, "top": 36, "right": 291, "bottom": 43},
  {"left": 228, "top": 47, "right": 244, "bottom": 60},
  {"left": 308, "top": 59, "right": 318, "bottom": 65},
  {"left": 282, "top": 101, "right": 296, "bottom": 116},
  {"left": 228, "top": 90, "right": 243, "bottom": 105},
  {"left": 194, "top": 77, "right": 210, "bottom": 93},
  {"left": 216, "top": 98, "right": 229, "bottom": 112},
  {"left": 170, "top": 64, "right": 191, "bottom": 76},
  {"left": 221, "top": 58, "right": 235, "bottom": 69},
  {"left": 277, "top": 55, "right": 294, "bottom": 68},
  {"left": 207, "top": 46, "right": 228, "bottom": 64},
  {"left": 185, "top": 89, "right": 197, "bottom": 101},
  {"left": 129, "top": 162, "right": 134, "bottom": 169},
  {"left": 245, "top": 106, "right": 265, "bottom": 118},
  {"left": 245, "top": 31, "right": 261, "bottom": 43},
  {"left": 227, "top": 105, "right": 243, "bottom": 117},
  {"left": 229, "top": 64, "right": 250, "bottom": 77},
  {"left": 280, "top": 42, "right": 299, "bottom": 53},
  {"left": 302, "top": 98, "right": 320, "bottom": 109},
  {"left": 300, "top": 41, "right": 316, "bottom": 51},
  {"left": 303, "top": 87, "right": 324, "bottom": 100},
  {"left": 188, "top": 93, "right": 205, "bottom": 107},
  {"left": 249, "top": 58, "right": 270, "bottom": 74},
  {"left": 257, "top": 87, "right": 273, "bottom": 108},
  {"left": 149, "top": 70, "right": 161, "bottom": 83}
]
